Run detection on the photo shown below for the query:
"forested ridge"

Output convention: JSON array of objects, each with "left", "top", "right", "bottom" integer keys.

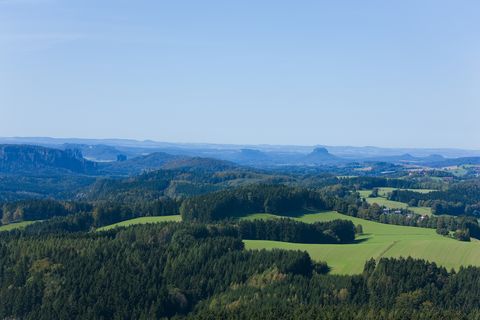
[
  {"left": 3, "top": 181, "right": 480, "bottom": 241},
  {"left": 1, "top": 222, "right": 480, "bottom": 319},
  {"left": 0, "top": 223, "right": 318, "bottom": 319}
]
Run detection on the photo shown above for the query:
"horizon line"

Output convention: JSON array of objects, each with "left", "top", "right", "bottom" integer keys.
[{"left": 0, "top": 136, "right": 479, "bottom": 152}]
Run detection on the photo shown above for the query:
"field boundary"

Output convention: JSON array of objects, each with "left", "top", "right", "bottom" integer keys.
[{"left": 376, "top": 240, "right": 399, "bottom": 260}]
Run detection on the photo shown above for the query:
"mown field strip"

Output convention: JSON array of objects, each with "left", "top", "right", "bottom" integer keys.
[
  {"left": 0, "top": 221, "right": 36, "bottom": 232},
  {"left": 96, "top": 215, "right": 181, "bottom": 231}
]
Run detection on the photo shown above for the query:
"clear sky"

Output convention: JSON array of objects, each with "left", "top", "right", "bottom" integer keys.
[{"left": 1, "top": 0, "right": 479, "bottom": 148}]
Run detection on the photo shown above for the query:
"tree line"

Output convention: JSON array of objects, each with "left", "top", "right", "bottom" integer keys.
[
  {"left": 0, "top": 198, "right": 180, "bottom": 228},
  {"left": 179, "top": 184, "right": 327, "bottom": 222},
  {"left": 3, "top": 182, "right": 480, "bottom": 242},
  {"left": 179, "top": 184, "right": 480, "bottom": 242},
  {"left": 388, "top": 180, "right": 480, "bottom": 216},
  {"left": 238, "top": 218, "right": 355, "bottom": 244}
]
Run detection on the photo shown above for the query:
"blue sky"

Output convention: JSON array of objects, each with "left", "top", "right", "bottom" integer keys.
[{"left": 1, "top": 0, "right": 479, "bottom": 148}]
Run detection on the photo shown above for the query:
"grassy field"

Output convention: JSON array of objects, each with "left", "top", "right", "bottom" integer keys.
[
  {"left": 359, "top": 187, "right": 434, "bottom": 198},
  {"left": 0, "top": 221, "right": 36, "bottom": 232},
  {"left": 244, "top": 211, "right": 480, "bottom": 275},
  {"left": 96, "top": 215, "right": 181, "bottom": 231},
  {"left": 359, "top": 188, "right": 434, "bottom": 216},
  {"left": 364, "top": 197, "right": 433, "bottom": 216},
  {"left": 377, "top": 187, "right": 435, "bottom": 196}
]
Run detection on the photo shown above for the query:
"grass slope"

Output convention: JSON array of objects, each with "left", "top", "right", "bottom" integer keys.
[
  {"left": 359, "top": 188, "right": 434, "bottom": 216},
  {"left": 0, "top": 221, "right": 36, "bottom": 232},
  {"left": 244, "top": 211, "right": 480, "bottom": 275},
  {"left": 97, "top": 215, "right": 181, "bottom": 231}
]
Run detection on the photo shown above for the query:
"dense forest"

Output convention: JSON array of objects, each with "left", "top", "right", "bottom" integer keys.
[
  {"left": 179, "top": 184, "right": 327, "bottom": 222},
  {"left": 1, "top": 222, "right": 480, "bottom": 319}
]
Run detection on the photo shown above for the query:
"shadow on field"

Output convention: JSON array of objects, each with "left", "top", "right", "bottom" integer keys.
[
  {"left": 280, "top": 208, "right": 319, "bottom": 217},
  {"left": 353, "top": 237, "right": 370, "bottom": 244}
]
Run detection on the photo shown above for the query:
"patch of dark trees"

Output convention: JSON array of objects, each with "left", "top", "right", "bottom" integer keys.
[
  {"left": 239, "top": 218, "right": 355, "bottom": 244},
  {"left": 179, "top": 184, "right": 328, "bottom": 222}
]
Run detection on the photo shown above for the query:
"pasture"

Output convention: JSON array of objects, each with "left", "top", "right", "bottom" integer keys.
[
  {"left": 359, "top": 188, "right": 434, "bottom": 216},
  {"left": 377, "top": 187, "right": 435, "bottom": 196},
  {"left": 0, "top": 221, "right": 36, "bottom": 232},
  {"left": 244, "top": 211, "right": 480, "bottom": 274},
  {"left": 96, "top": 215, "right": 181, "bottom": 231}
]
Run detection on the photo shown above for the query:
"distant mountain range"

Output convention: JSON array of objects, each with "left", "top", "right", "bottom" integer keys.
[
  {"left": 0, "top": 142, "right": 479, "bottom": 201},
  {"left": 1, "top": 137, "right": 480, "bottom": 158},
  {"left": 0, "top": 138, "right": 479, "bottom": 172}
]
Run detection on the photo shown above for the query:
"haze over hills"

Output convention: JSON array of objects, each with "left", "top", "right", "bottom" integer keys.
[
  {"left": 1, "top": 139, "right": 480, "bottom": 176},
  {"left": 1, "top": 137, "right": 480, "bottom": 163},
  {"left": 0, "top": 139, "right": 478, "bottom": 202}
]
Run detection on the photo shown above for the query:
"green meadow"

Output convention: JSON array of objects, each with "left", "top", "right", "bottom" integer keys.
[
  {"left": 359, "top": 188, "right": 434, "bottom": 216},
  {"left": 78, "top": 205, "right": 480, "bottom": 275},
  {"left": 377, "top": 187, "right": 435, "bottom": 196},
  {"left": 244, "top": 211, "right": 480, "bottom": 275},
  {"left": 0, "top": 221, "right": 36, "bottom": 232},
  {"left": 96, "top": 215, "right": 181, "bottom": 231}
]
